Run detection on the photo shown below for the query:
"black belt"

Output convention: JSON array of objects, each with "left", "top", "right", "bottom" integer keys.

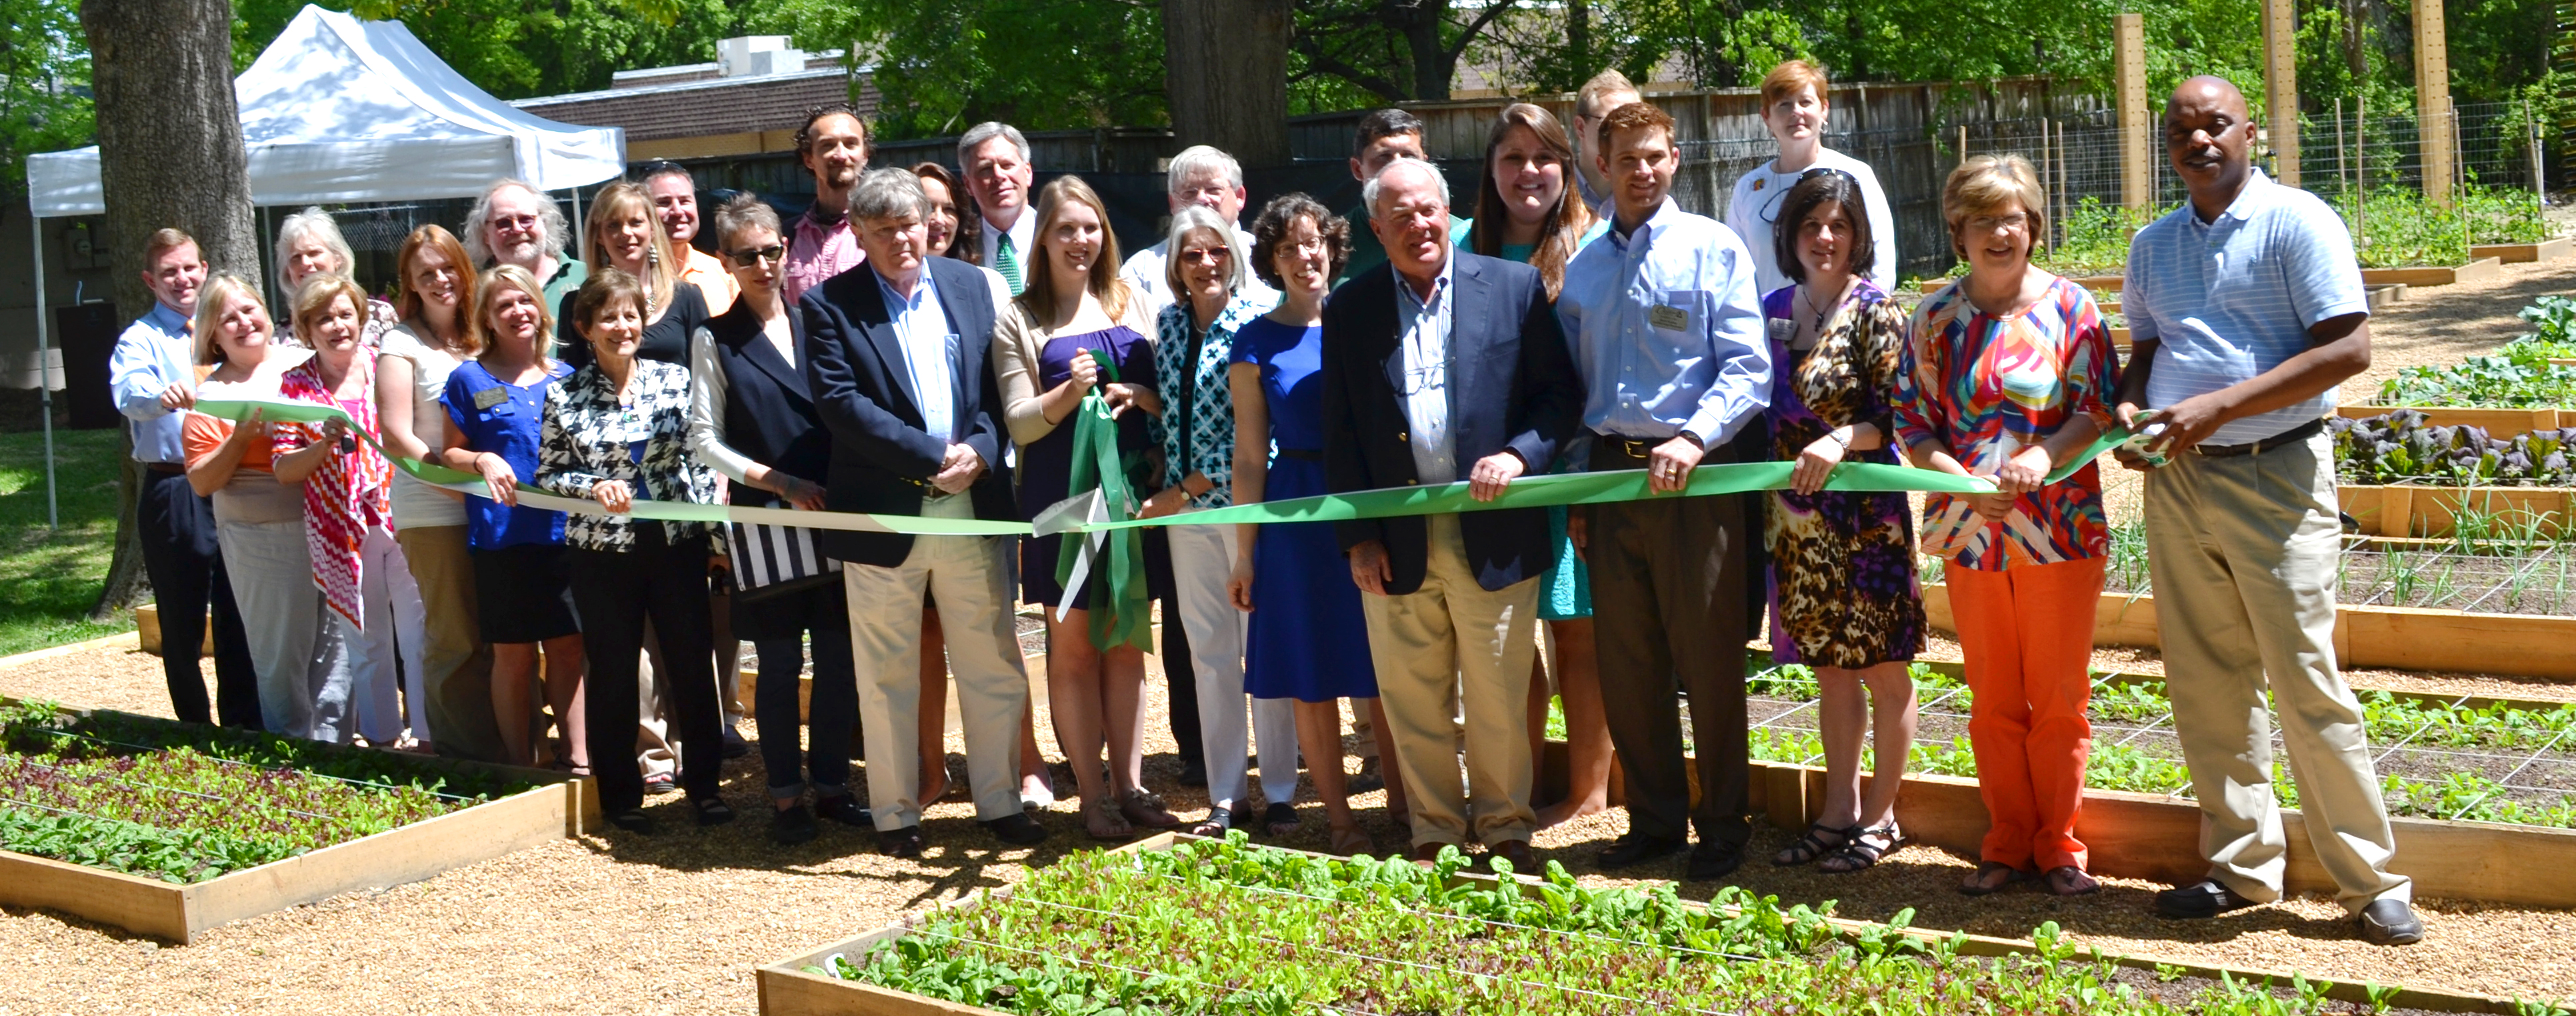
[
  {"left": 2193, "top": 417, "right": 2325, "bottom": 459},
  {"left": 1275, "top": 448, "right": 1323, "bottom": 461},
  {"left": 146, "top": 462, "right": 186, "bottom": 475},
  {"left": 1599, "top": 436, "right": 1667, "bottom": 461}
]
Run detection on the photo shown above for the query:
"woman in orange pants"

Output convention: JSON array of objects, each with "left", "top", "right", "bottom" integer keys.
[{"left": 1892, "top": 155, "right": 2120, "bottom": 897}]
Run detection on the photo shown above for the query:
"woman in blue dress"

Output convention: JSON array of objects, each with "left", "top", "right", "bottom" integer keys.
[
  {"left": 992, "top": 175, "right": 1178, "bottom": 842},
  {"left": 1468, "top": 102, "right": 1615, "bottom": 829},
  {"left": 1227, "top": 195, "right": 1407, "bottom": 857}
]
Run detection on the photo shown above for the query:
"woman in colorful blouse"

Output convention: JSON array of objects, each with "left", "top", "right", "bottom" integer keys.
[
  {"left": 1759, "top": 169, "right": 1923, "bottom": 875},
  {"left": 537, "top": 268, "right": 728, "bottom": 833},
  {"left": 274, "top": 274, "right": 429, "bottom": 753},
  {"left": 1468, "top": 100, "right": 1616, "bottom": 829},
  {"left": 1140, "top": 203, "right": 1300, "bottom": 839},
  {"left": 1892, "top": 154, "right": 2119, "bottom": 897}
]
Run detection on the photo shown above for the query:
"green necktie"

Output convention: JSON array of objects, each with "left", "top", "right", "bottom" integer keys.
[{"left": 995, "top": 231, "right": 1024, "bottom": 295}]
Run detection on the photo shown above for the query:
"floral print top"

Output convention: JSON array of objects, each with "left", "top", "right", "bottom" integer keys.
[
  {"left": 1891, "top": 275, "right": 2118, "bottom": 571},
  {"left": 1151, "top": 293, "right": 1272, "bottom": 509}
]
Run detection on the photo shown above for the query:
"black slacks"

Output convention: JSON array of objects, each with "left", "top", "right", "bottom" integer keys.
[
  {"left": 137, "top": 467, "right": 259, "bottom": 727},
  {"left": 743, "top": 581, "right": 857, "bottom": 799},
  {"left": 1585, "top": 443, "right": 1752, "bottom": 848},
  {"left": 572, "top": 527, "right": 723, "bottom": 813}
]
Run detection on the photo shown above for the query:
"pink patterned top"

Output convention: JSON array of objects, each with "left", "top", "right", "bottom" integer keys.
[
  {"left": 1891, "top": 275, "right": 2118, "bottom": 571},
  {"left": 782, "top": 207, "right": 864, "bottom": 308}
]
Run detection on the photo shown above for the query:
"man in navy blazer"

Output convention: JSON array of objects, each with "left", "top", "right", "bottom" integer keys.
[
  {"left": 1321, "top": 156, "right": 1581, "bottom": 871},
  {"left": 801, "top": 167, "right": 1048, "bottom": 856}
]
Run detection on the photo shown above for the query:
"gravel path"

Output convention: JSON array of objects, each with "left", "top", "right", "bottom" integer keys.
[{"left": 5, "top": 267, "right": 2574, "bottom": 1013}]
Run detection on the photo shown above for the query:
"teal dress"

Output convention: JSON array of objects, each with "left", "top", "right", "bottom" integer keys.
[{"left": 1503, "top": 221, "right": 1611, "bottom": 621}]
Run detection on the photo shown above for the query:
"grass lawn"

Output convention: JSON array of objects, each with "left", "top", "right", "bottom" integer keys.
[{"left": 0, "top": 427, "right": 132, "bottom": 657}]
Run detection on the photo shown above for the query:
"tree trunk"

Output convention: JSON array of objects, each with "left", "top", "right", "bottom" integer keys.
[
  {"left": 1566, "top": 0, "right": 1591, "bottom": 80},
  {"left": 1164, "top": 0, "right": 1292, "bottom": 167},
  {"left": 1396, "top": 0, "right": 1451, "bottom": 101},
  {"left": 79, "top": 0, "right": 255, "bottom": 621}
]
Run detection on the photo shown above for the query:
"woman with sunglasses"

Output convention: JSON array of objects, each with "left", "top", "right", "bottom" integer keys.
[{"left": 1725, "top": 60, "right": 1898, "bottom": 299}]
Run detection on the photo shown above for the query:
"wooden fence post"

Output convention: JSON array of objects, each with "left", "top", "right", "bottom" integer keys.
[
  {"left": 2115, "top": 13, "right": 2151, "bottom": 210},
  {"left": 2263, "top": 0, "right": 2299, "bottom": 187},
  {"left": 2415, "top": 0, "right": 2453, "bottom": 206}
]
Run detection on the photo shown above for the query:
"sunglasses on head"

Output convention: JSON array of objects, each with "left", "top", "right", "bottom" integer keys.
[{"left": 727, "top": 244, "right": 787, "bottom": 267}]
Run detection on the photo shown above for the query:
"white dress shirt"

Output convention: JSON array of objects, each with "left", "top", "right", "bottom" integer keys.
[
  {"left": 877, "top": 268, "right": 959, "bottom": 443},
  {"left": 976, "top": 205, "right": 1039, "bottom": 281}
]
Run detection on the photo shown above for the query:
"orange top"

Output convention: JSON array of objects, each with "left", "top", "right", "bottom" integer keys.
[{"left": 183, "top": 412, "right": 277, "bottom": 474}]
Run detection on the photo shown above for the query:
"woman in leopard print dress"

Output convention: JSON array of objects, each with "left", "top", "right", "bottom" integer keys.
[{"left": 1759, "top": 169, "right": 1925, "bottom": 875}]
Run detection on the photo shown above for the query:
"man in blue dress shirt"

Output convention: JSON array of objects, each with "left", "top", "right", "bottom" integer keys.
[
  {"left": 107, "top": 228, "right": 257, "bottom": 727},
  {"left": 1557, "top": 101, "right": 1773, "bottom": 881}
]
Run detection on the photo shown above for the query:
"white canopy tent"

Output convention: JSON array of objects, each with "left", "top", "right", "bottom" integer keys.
[{"left": 21, "top": 3, "right": 624, "bottom": 525}]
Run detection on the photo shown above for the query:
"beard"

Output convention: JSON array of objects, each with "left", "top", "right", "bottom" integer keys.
[{"left": 495, "top": 234, "right": 545, "bottom": 266}]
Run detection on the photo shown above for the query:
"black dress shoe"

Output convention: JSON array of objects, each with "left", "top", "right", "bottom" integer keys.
[
  {"left": 2154, "top": 879, "right": 2260, "bottom": 919},
  {"left": 721, "top": 725, "right": 753, "bottom": 759},
  {"left": 982, "top": 811, "right": 1050, "bottom": 846},
  {"left": 1488, "top": 839, "right": 1539, "bottom": 876},
  {"left": 693, "top": 796, "right": 737, "bottom": 827},
  {"left": 608, "top": 807, "right": 656, "bottom": 834},
  {"left": 814, "top": 794, "right": 871, "bottom": 827},
  {"left": 878, "top": 825, "right": 927, "bottom": 857},
  {"left": 1686, "top": 839, "right": 1744, "bottom": 881},
  {"left": 2359, "top": 898, "right": 2425, "bottom": 945},
  {"left": 1596, "top": 833, "right": 1685, "bottom": 870},
  {"left": 770, "top": 804, "right": 817, "bottom": 845}
]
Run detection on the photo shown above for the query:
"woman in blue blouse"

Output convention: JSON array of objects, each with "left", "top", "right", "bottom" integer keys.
[
  {"left": 536, "top": 268, "right": 727, "bottom": 833},
  {"left": 1139, "top": 204, "right": 1299, "bottom": 839},
  {"left": 440, "top": 264, "right": 583, "bottom": 773},
  {"left": 1227, "top": 194, "right": 1406, "bottom": 857}
]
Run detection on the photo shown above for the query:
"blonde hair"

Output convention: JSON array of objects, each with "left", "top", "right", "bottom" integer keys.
[
  {"left": 1577, "top": 69, "right": 1640, "bottom": 119},
  {"left": 1941, "top": 154, "right": 2049, "bottom": 259},
  {"left": 582, "top": 182, "right": 677, "bottom": 317},
  {"left": 475, "top": 264, "right": 557, "bottom": 367},
  {"left": 1014, "top": 175, "right": 1131, "bottom": 324},
  {"left": 191, "top": 274, "right": 269, "bottom": 367},
  {"left": 290, "top": 274, "right": 371, "bottom": 344}
]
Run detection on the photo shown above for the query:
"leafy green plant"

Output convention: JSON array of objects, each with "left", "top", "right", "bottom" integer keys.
[
  {"left": 2331, "top": 410, "right": 2576, "bottom": 487},
  {"left": 2375, "top": 354, "right": 2576, "bottom": 409}
]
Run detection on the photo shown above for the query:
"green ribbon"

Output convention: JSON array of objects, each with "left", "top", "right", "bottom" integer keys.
[
  {"left": 2045, "top": 424, "right": 2137, "bottom": 485},
  {"left": 1049, "top": 356, "right": 1153, "bottom": 652},
  {"left": 193, "top": 398, "right": 2035, "bottom": 543}
]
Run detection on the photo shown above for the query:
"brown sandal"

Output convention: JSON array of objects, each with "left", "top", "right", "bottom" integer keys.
[{"left": 1959, "top": 861, "right": 2033, "bottom": 896}]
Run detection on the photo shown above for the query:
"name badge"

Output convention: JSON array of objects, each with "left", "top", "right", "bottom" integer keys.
[
  {"left": 1767, "top": 318, "right": 1799, "bottom": 347},
  {"left": 1648, "top": 303, "right": 1691, "bottom": 331},
  {"left": 472, "top": 387, "right": 509, "bottom": 411}
]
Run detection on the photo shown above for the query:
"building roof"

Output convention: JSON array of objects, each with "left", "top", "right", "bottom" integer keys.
[{"left": 511, "top": 66, "right": 875, "bottom": 149}]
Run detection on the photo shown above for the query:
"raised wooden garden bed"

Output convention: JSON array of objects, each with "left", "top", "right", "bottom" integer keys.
[
  {"left": 2363, "top": 257, "right": 2503, "bottom": 287},
  {"left": 2473, "top": 237, "right": 2573, "bottom": 263},
  {"left": 2340, "top": 484, "right": 2575, "bottom": 538},
  {"left": 758, "top": 833, "right": 2553, "bottom": 1015},
  {"left": 132, "top": 603, "right": 210, "bottom": 658},
  {"left": 2338, "top": 404, "right": 2572, "bottom": 431},
  {"left": 0, "top": 700, "right": 595, "bottom": 942}
]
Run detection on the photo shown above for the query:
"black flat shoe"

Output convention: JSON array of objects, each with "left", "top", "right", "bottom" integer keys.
[
  {"left": 608, "top": 807, "right": 655, "bottom": 834},
  {"left": 878, "top": 825, "right": 927, "bottom": 857},
  {"left": 2359, "top": 898, "right": 2425, "bottom": 945},
  {"left": 1686, "top": 839, "right": 1744, "bottom": 881},
  {"left": 981, "top": 811, "right": 1050, "bottom": 846},
  {"left": 721, "top": 726, "right": 752, "bottom": 760},
  {"left": 2154, "top": 879, "right": 2259, "bottom": 919},
  {"left": 814, "top": 794, "right": 871, "bottom": 827},
  {"left": 693, "top": 796, "right": 737, "bottom": 827},
  {"left": 770, "top": 803, "right": 817, "bottom": 845},
  {"left": 1597, "top": 833, "right": 1685, "bottom": 870}
]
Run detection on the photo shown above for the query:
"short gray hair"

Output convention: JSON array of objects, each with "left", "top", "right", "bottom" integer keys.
[
  {"left": 273, "top": 207, "right": 355, "bottom": 293},
  {"left": 1162, "top": 204, "right": 1249, "bottom": 299},
  {"left": 1166, "top": 145, "right": 1243, "bottom": 197},
  {"left": 959, "top": 121, "right": 1031, "bottom": 167},
  {"left": 711, "top": 193, "right": 782, "bottom": 249},
  {"left": 1363, "top": 157, "right": 1449, "bottom": 219},
  {"left": 462, "top": 178, "right": 568, "bottom": 267},
  {"left": 849, "top": 167, "right": 932, "bottom": 224}
]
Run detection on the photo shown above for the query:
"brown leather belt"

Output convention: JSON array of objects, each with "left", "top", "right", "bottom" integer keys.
[{"left": 2193, "top": 417, "right": 2325, "bottom": 459}]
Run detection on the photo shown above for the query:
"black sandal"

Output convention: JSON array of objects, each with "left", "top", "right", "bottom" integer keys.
[
  {"left": 1186, "top": 807, "right": 1233, "bottom": 838},
  {"left": 1772, "top": 823, "right": 1859, "bottom": 867},
  {"left": 1262, "top": 802, "right": 1300, "bottom": 837},
  {"left": 1818, "top": 824, "right": 1898, "bottom": 873}
]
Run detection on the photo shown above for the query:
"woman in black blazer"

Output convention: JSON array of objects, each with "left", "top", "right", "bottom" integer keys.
[
  {"left": 685, "top": 195, "right": 868, "bottom": 846},
  {"left": 538, "top": 267, "right": 727, "bottom": 833}
]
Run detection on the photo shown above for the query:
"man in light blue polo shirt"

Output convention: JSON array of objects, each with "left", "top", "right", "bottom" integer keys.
[
  {"left": 107, "top": 228, "right": 258, "bottom": 730},
  {"left": 2114, "top": 76, "right": 2420, "bottom": 945}
]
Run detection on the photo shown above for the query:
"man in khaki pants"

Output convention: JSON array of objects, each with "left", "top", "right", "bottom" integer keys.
[
  {"left": 2116, "top": 76, "right": 2419, "bottom": 945},
  {"left": 1321, "top": 157, "right": 1582, "bottom": 870}
]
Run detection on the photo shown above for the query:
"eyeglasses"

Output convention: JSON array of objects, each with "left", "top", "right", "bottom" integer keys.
[
  {"left": 1966, "top": 213, "right": 2030, "bottom": 232},
  {"left": 494, "top": 214, "right": 541, "bottom": 231},
  {"left": 727, "top": 244, "right": 787, "bottom": 267}
]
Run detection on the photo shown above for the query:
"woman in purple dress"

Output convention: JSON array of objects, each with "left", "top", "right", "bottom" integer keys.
[
  {"left": 1760, "top": 169, "right": 1925, "bottom": 875},
  {"left": 992, "top": 175, "right": 1177, "bottom": 842}
]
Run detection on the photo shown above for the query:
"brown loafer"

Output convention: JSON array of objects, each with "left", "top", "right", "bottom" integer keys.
[
  {"left": 1409, "top": 841, "right": 1448, "bottom": 866},
  {"left": 1487, "top": 839, "right": 1538, "bottom": 876}
]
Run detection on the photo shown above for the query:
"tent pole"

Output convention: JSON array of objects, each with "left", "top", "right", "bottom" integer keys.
[
  {"left": 569, "top": 187, "right": 583, "bottom": 265},
  {"left": 30, "top": 210, "right": 57, "bottom": 529}
]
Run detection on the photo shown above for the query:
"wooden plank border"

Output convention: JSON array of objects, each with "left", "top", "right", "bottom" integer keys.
[
  {"left": 2337, "top": 484, "right": 2576, "bottom": 539},
  {"left": 2362, "top": 257, "right": 2503, "bottom": 287},
  {"left": 755, "top": 833, "right": 2545, "bottom": 1015},
  {"left": 0, "top": 702, "right": 595, "bottom": 943},
  {"left": 2472, "top": 237, "right": 2573, "bottom": 263},
  {"left": 2336, "top": 404, "right": 2569, "bottom": 432}
]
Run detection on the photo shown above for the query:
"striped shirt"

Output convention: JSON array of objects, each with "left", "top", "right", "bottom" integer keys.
[{"left": 2124, "top": 171, "right": 2368, "bottom": 447}]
